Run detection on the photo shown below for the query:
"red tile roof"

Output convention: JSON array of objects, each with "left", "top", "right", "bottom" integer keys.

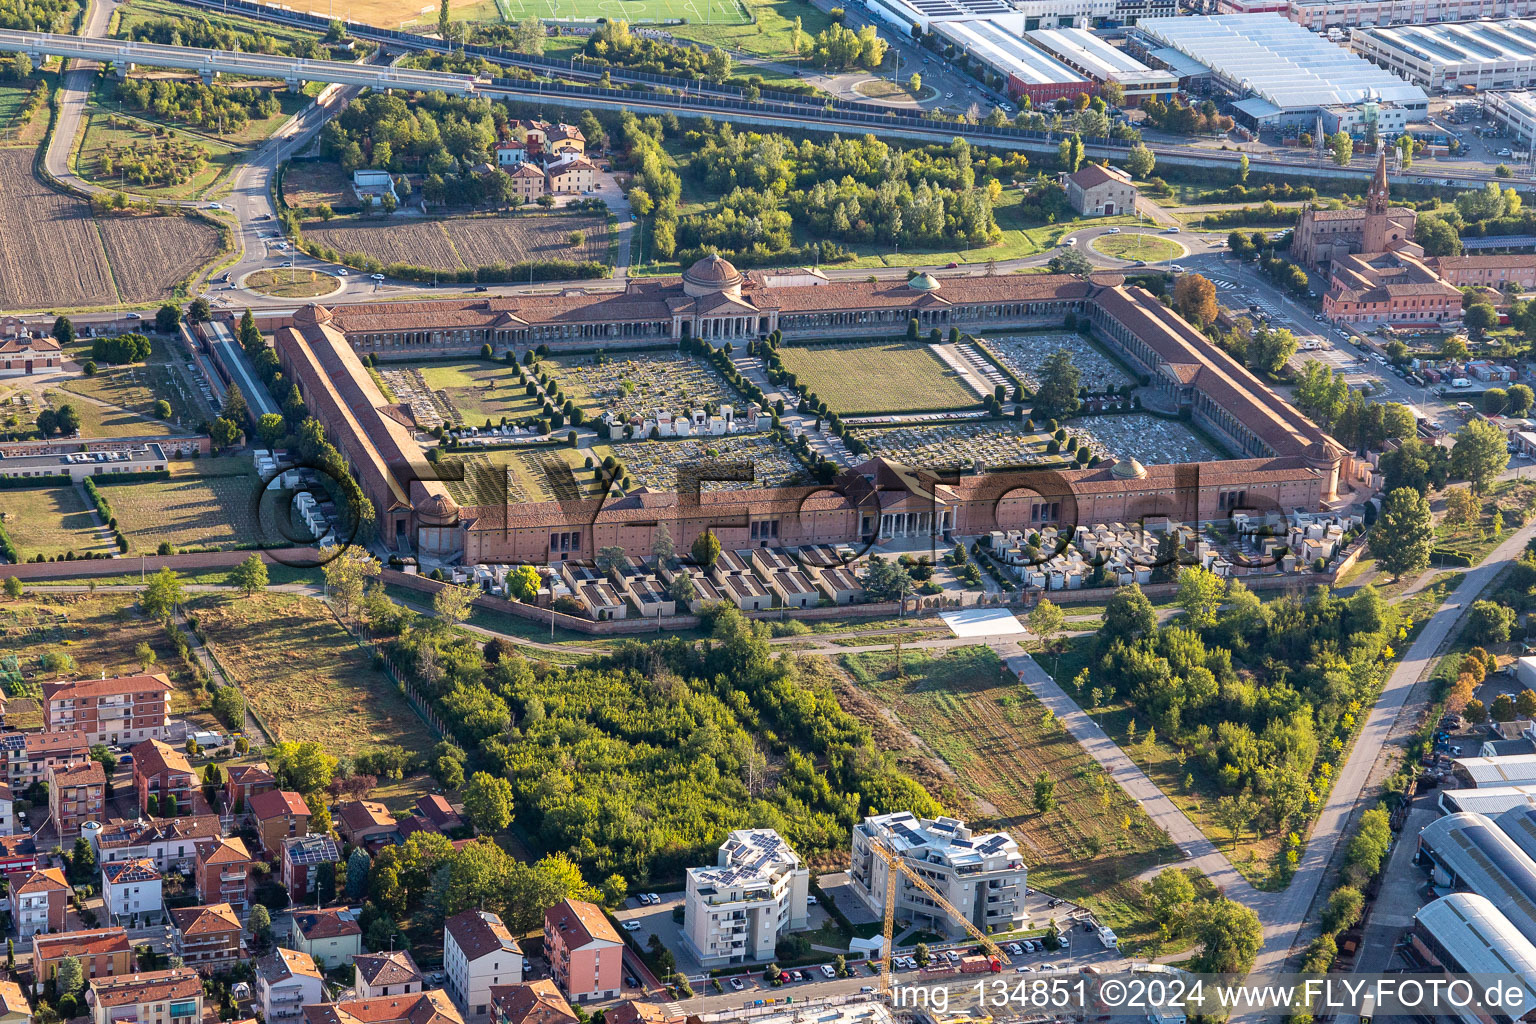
[
  {"left": 488, "top": 982, "right": 577, "bottom": 1024},
  {"left": 9, "top": 866, "right": 67, "bottom": 895},
  {"left": 353, "top": 950, "right": 421, "bottom": 988},
  {"left": 169, "top": 903, "right": 240, "bottom": 937},
  {"left": 50, "top": 760, "right": 104, "bottom": 787},
  {"left": 90, "top": 968, "right": 201, "bottom": 1007},
  {"left": 445, "top": 910, "right": 520, "bottom": 961},
  {"left": 249, "top": 790, "right": 310, "bottom": 820},
  {"left": 33, "top": 927, "right": 132, "bottom": 962},
  {"left": 42, "top": 673, "right": 171, "bottom": 700},
  {"left": 302, "top": 990, "right": 462, "bottom": 1024},
  {"left": 293, "top": 907, "right": 362, "bottom": 941},
  {"left": 544, "top": 898, "right": 620, "bottom": 949}
]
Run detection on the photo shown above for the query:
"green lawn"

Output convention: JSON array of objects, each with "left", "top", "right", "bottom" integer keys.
[
  {"left": 1089, "top": 232, "right": 1184, "bottom": 263},
  {"left": 776, "top": 339, "right": 980, "bottom": 415},
  {"left": 0, "top": 485, "right": 113, "bottom": 560},
  {"left": 76, "top": 102, "right": 242, "bottom": 201},
  {"left": 58, "top": 340, "right": 207, "bottom": 431},
  {"left": 99, "top": 460, "right": 260, "bottom": 553},
  {"left": 244, "top": 268, "right": 341, "bottom": 298}
]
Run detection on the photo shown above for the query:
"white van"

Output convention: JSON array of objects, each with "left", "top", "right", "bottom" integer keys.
[{"left": 1452, "top": 377, "right": 1472, "bottom": 388}]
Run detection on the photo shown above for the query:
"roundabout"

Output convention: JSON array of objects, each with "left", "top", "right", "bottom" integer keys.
[
  {"left": 852, "top": 77, "right": 938, "bottom": 103},
  {"left": 1089, "top": 232, "right": 1186, "bottom": 264},
  {"left": 240, "top": 267, "right": 347, "bottom": 299}
]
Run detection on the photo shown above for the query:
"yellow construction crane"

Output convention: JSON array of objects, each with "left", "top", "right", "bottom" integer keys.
[{"left": 869, "top": 838, "right": 1012, "bottom": 999}]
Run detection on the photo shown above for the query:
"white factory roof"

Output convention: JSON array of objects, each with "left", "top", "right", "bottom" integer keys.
[
  {"left": 1457, "top": 754, "right": 1536, "bottom": 787},
  {"left": 935, "top": 20, "right": 1088, "bottom": 86},
  {"left": 1418, "top": 811, "right": 1536, "bottom": 944},
  {"left": 1137, "top": 14, "right": 1427, "bottom": 110},
  {"left": 1026, "top": 27, "right": 1179, "bottom": 88},
  {"left": 1148, "top": 45, "right": 1212, "bottom": 79},
  {"left": 880, "top": 0, "right": 1011, "bottom": 23},
  {"left": 690, "top": 829, "right": 801, "bottom": 891},
  {"left": 1415, "top": 892, "right": 1536, "bottom": 991},
  {"left": 1357, "top": 19, "right": 1536, "bottom": 69}
]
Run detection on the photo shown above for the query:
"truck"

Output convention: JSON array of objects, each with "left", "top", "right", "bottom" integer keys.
[{"left": 960, "top": 955, "right": 1002, "bottom": 974}]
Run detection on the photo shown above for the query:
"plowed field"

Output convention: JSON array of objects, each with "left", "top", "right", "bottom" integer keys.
[{"left": 306, "top": 213, "right": 607, "bottom": 272}]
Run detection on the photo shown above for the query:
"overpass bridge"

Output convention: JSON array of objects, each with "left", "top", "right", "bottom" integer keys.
[{"left": 0, "top": 30, "right": 479, "bottom": 92}]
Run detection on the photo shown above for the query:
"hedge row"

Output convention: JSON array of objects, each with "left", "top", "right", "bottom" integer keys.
[{"left": 83, "top": 478, "right": 129, "bottom": 553}]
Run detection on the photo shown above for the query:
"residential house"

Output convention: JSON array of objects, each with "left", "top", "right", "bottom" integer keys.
[
  {"left": 542, "top": 899, "right": 622, "bottom": 1004},
  {"left": 255, "top": 949, "right": 324, "bottom": 1024},
  {"left": 2, "top": 730, "right": 88, "bottom": 790},
  {"left": 0, "top": 835, "right": 34, "bottom": 875},
  {"left": 544, "top": 124, "right": 585, "bottom": 157},
  {"left": 1063, "top": 163, "right": 1136, "bottom": 218},
  {"left": 9, "top": 866, "right": 68, "bottom": 937},
  {"left": 42, "top": 674, "right": 172, "bottom": 745},
  {"left": 353, "top": 950, "right": 423, "bottom": 998},
  {"left": 604, "top": 1004, "right": 683, "bottom": 1024},
  {"left": 494, "top": 141, "right": 528, "bottom": 167},
  {"left": 194, "top": 837, "right": 253, "bottom": 911},
  {"left": 545, "top": 156, "right": 596, "bottom": 195},
  {"left": 48, "top": 760, "right": 105, "bottom": 839},
  {"left": 94, "top": 816, "right": 222, "bottom": 874},
  {"left": 86, "top": 968, "right": 202, "bottom": 1024},
  {"left": 249, "top": 790, "right": 311, "bottom": 857},
  {"left": 32, "top": 927, "right": 135, "bottom": 989},
  {"left": 516, "top": 120, "right": 549, "bottom": 157},
  {"left": 487, "top": 982, "right": 576, "bottom": 1024},
  {"left": 131, "top": 740, "right": 197, "bottom": 818},
  {"left": 506, "top": 163, "right": 545, "bottom": 202},
  {"left": 300, "top": 991, "right": 463, "bottom": 1024},
  {"left": 415, "top": 795, "right": 463, "bottom": 833},
  {"left": 443, "top": 910, "right": 522, "bottom": 1022},
  {"left": 0, "top": 980, "right": 28, "bottom": 1024},
  {"left": 168, "top": 903, "right": 242, "bottom": 972},
  {"left": 291, "top": 907, "right": 362, "bottom": 965},
  {"left": 101, "top": 858, "right": 163, "bottom": 927},
  {"left": 335, "top": 800, "right": 398, "bottom": 847},
  {"left": 281, "top": 834, "right": 339, "bottom": 899},
  {"left": 0, "top": 781, "right": 15, "bottom": 836},
  {"left": 223, "top": 764, "right": 276, "bottom": 814}
]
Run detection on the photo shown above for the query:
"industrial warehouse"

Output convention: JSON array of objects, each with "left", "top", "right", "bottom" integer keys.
[
  {"left": 1351, "top": 18, "right": 1536, "bottom": 91},
  {"left": 1132, "top": 14, "right": 1429, "bottom": 126}
]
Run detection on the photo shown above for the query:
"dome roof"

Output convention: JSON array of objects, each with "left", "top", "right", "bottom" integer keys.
[
  {"left": 1109, "top": 458, "right": 1147, "bottom": 480},
  {"left": 414, "top": 491, "right": 460, "bottom": 525},
  {"left": 291, "top": 304, "right": 334, "bottom": 328},
  {"left": 683, "top": 254, "right": 742, "bottom": 289},
  {"left": 908, "top": 272, "right": 941, "bottom": 292}
]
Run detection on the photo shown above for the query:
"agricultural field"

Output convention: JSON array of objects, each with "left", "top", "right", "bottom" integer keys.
[
  {"left": 545, "top": 349, "right": 742, "bottom": 421},
  {"left": 192, "top": 592, "right": 436, "bottom": 756},
  {"left": 0, "top": 151, "right": 221, "bottom": 309},
  {"left": 610, "top": 434, "right": 805, "bottom": 491},
  {"left": 304, "top": 213, "right": 609, "bottom": 272},
  {"left": 0, "top": 486, "right": 113, "bottom": 560},
  {"left": 98, "top": 214, "right": 222, "bottom": 304},
  {"left": 776, "top": 340, "right": 979, "bottom": 415},
  {"left": 282, "top": 160, "right": 355, "bottom": 212},
  {"left": 979, "top": 332, "right": 1135, "bottom": 394},
  {"left": 441, "top": 445, "right": 598, "bottom": 507},
  {"left": 835, "top": 646, "right": 1178, "bottom": 951},
  {"left": 0, "top": 76, "right": 52, "bottom": 150},
  {"left": 378, "top": 360, "right": 542, "bottom": 431},
  {"left": 58, "top": 339, "right": 212, "bottom": 430},
  {"left": 98, "top": 459, "right": 260, "bottom": 553},
  {"left": 851, "top": 421, "right": 1052, "bottom": 471}
]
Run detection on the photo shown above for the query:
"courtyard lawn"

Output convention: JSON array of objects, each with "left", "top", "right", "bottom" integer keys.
[
  {"left": 1089, "top": 232, "right": 1184, "bottom": 263},
  {"left": 43, "top": 389, "right": 171, "bottom": 438},
  {"left": 776, "top": 340, "right": 979, "bottom": 415},
  {"left": 440, "top": 445, "right": 603, "bottom": 507},
  {"left": 191, "top": 592, "right": 437, "bottom": 756},
  {"left": 98, "top": 459, "right": 259, "bottom": 553},
  {"left": 0, "top": 486, "right": 113, "bottom": 561}
]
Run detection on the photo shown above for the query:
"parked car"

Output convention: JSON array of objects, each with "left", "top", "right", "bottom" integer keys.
[
  {"left": 821, "top": 965, "right": 836, "bottom": 979},
  {"left": 645, "top": 893, "right": 660, "bottom": 904},
  {"left": 621, "top": 921, "right": 641, "bottom": 932},
  {"left": 730, "top": 978, "right": 744, "bottom": 991},
  {"left": 370, "top": 273, "right": 385, "bottom": 281},
  {"left": 1022, "top": 940, "right": 1036, "bottom": 953}
]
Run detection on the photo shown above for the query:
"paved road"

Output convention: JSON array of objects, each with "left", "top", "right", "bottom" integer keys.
[{"left": 41, "top": 0, "right": 117, "bottom": 191}]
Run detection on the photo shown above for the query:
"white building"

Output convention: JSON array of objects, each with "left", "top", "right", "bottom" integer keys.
[
  {"left": 683, "top": 829, "right": 810, "bottom": 968},
  {"left": 443, "top": 909, "right": 523, "bottom": 1022},
  {"left": 849, "top": 813, "right": 1028, "bottom": 937},
  {"left": 1485, "top": 88, "right": 1536, "bottom": 148},
  {"left": 352, "top": 950, "right": 423, "bottom": 999},
  {"left": 100, "top": 858, "right": 163, "bottom": 927},
  {"left": 256, "top": 948, "right": 325, "bottom": 1023},
  {"left": 1351, "top": 19, "right": 1536, "bottom": 92},
  {"left": 0, "top": 783, "right": 15, "bottom": 836},
  {"left": 1289, "top": 0, "right": 1536, "bottom": 30},
  {"left": 351, "top": 169, "right": 398, "bottom": 208}
]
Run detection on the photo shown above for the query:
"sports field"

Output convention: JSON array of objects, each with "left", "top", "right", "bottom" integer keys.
[{"left": 776, "top": 340, "right": 981, "bottom": 416}]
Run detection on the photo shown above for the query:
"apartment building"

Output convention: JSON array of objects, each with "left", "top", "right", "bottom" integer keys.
[
  {"left": 0, "top": 730, "right": 88, "bottom": 790},
  {"left": 249, "top": 791, "right": 311, "bottom": 857},
  {"left": 168, "top": 903, "right": 242, "bottom": 972},
  {"left": 301, "top": 990, "right": 464, "bottom": 1024},
  {"left": 86, "top": 968, "right": 203, "bottom": 1024},
  {"left": 488, "top": 982, "right": 577, "bottom": 1024},
  {"left": 353, "top": 950, "right": 423, "bottom": 998},
  {"left": 42, "top": 674, "right": 172, "bottom": 745},
  {"left": 683, "top": 829, "right": 809, "bottom": 967},
  {"left": 444, "top": 910, "right": 522, "bottom": 1022},
  {"left": 223, "top": 764, "right": 276, "bottom": 813},
  {"left": 101, "top": 859, "right": 163, "bottom": 926},
  {"left": 255, "top": 948, "right": 323, "bottom": 1023},
  {"left": 9, "top": 867, "right": 69, "bottom": 937},
  {"left": 542, "top": 900, "right": 621, "bottom": 1005},
  {"left": 194, "top": 837, "right": 253, "bottom": 910},
  {"left": 849, "top": 812, "right": 1028, "bottom": 937},
  {"left": 95, "top": 815, "right": 222, "bottom": 874},
  {"left": 131, "top": 740, "right": 197, "bottom": 817},
  {"left": 33, "top": 927, "right": 135, "bottom": 988},
  {"left": 48, "top": 760, "right": 105, "bottom": 839},
  {"left": 281, "top": 834, "right": 338, "bottom": 898},
  {"left": 291, "top": 907, "right": 362, "bottom": 965}
]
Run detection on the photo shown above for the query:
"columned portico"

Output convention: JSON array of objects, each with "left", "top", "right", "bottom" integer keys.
[{"left": 878, "top": 509, "right": 952, "bottom": 537}]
